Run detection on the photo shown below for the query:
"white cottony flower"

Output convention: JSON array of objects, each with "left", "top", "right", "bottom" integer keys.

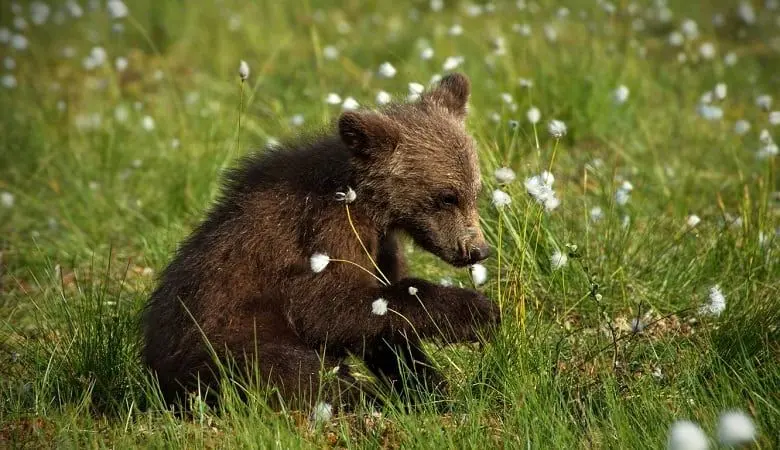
[
  {"left": 0, "top": 192, "right": 14, "bottom": 208},
  {"left": 714, "top": 83, "right": 727, "bottom": 100},
  {"left": 543, "top": 24, "right": 557, "bottom": 42},
  {"left": 290, "top": 114, "right": 305, "bottom": 127},
  {"left": 734, "top": 120, "right": 751, "bottom": 135},
  {"left": 769, "top": 111, "right": 780, "bottom": 125},
  {"left": 30, "top": 2, "right": 51, "bottom": 25},
  {"left": 141, "top": 115, "right": 155, "bottom": 131},
  {"left": 508, "top": 120, "right": 519, "bottom": 129},
  {"left": 377, "top": 61, "right": 397, "bottom": 78},
  {"left": 341, "top": 97, "right": 359, "bottom": 111},
  {"left": 494, "top": 167, "right": 516, "bottom": 184},
  {"left": 322, "top": 45, "right": 339, "bottom": 60},
  {"left": 525, "top": 174, "right": 560, "bottom": 211},
  {"left": 550, "top": 250, "right": 568, "bottom": 270},
  {"left": 408, "top": 286, "right": 418, "bottom": 296},
  {"left": 699, "top": 42, "right": 716, "bottom": 59},
  {"left": 115, "top": 56, "right": 128, "bottom": 72},
  {"left": 238, "top": 60, "right": 249, "bottom": 80},
  {"left": 718, "top": 410, "right": 756, "bottom": 446},
  {"left": 547, "top": 119, "right": 567, "bottom": 138},
  {"left": 760, "top": 129, "right": 774, "bottom": 146},
  {"left": 469, "top": 264, "right": 487, "bottom": 286},
  {"left": 518, "top": 78, "right": 533, "bottom": 88},
  {"left": 335, "top": 187, "right": 356, "bottom": 203},
  {"left": 686, "top": 214, "right": 701, "bottom": 227},
  {"left": 65, "top": 1, "right": 83, "bottom": 18},
  {"left": 738, "top": 1, "right": 757, "bottom": 24},
  {"left": 755, "top": 94, "right": 772, "bottom": 110},
  {"left": 700, "top": 285, "right": 726, "bottom": 316},
  {"left": 500, "top": 92, "right": 514, "bottom": 105},
  {"left": 1, "top": 74, "right": 17, "bottom": 89},
  {"left": 667, "top": 420, "right": 709, "bottom": 450},
  {"left": 430, "top": 0, "right": 443, "bottom": 11},
  {"left": 612, "top": 85, "right": 630, "bottom": 104},
  {"left": 492, "top": 189, "right": 511, "bottom": 208},
  {"left": 420, "top": 47, "right": 434, "bottom": 60},
  {"left": 698, "top": 104, "right": 723, "bottom": 121},
  {"left": 311, "top": 402, "right": 333, "bottom": 423},
  {"left": 527, "top": 106, "right": 541, "bottom": 124},
  {"left": 590, "top": 206, "right": 604, "bottom": 222},
  {"left": 0, "top": 28, "right": 10, "bottom": 44},
  {"left": 310, "top": 253, "right": 330, "bottom": 273},
  {"left": 668, "top": 31, "right": 684, "bottom": 47},
  {"left": 724, "top": 52, "right": 738, "bottom": 66},
  {"left": 681, "top": 19, "right": 699, "bottom": 39},
  {"left": 408, "top": 82, "right": 425, "bottom": 101},
  {"left": 375, "top": 91, "right": 391, "bottom": 105},
  {"left": 10, "top": 33, "right": 28, "bottom": 51},
  {"left": 448, "top": 24, "right": 463, "bottom": 36},
  {"left": 107, "top": 0, "right": 129, "bottom": 19},
  {"left": 371, "top": 298, "right": 388, "bottom": 315},
  {"left": 325, "top": 93, "right": 342, "bottom": 105},
  {"left": 13, "top": 17, "right": 27, "bottom": 31},
  {"left": 442, "top": 56, "right": 464, "bottom": 71},
  {"left": 616, "top": 189, "right": 630, "bottom": 206}
]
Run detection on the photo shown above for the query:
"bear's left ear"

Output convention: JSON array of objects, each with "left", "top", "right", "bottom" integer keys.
[
  {"left": 423, "top": 72, "right": 471, "bottom": 120},
  {"left": 338, "top": 111, "right": 400, "bottom": 157}
]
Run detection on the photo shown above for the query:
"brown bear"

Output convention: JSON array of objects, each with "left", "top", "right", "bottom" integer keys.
[{"left": 141, "top": 72, "right": 499, "bottom": 411}]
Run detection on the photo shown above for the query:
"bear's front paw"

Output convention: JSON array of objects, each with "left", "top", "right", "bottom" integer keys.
[
  {"left": 466, "top": 291, "right": 501, "bottom": 331},
  {"left": 438, "top": 289, "right": 500, "bottom": 343}
]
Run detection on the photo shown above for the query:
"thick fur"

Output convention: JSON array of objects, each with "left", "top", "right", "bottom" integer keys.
[{"left": 142, "top": 73, "right": 500, "bottom": 409}]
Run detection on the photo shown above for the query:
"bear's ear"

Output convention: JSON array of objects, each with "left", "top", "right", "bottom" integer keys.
[
  {"left": 423, "top": 72, "right": 471, "bottom": 120},
  {"left": 338, "top": 111, "right": 400, "bottom": 156}
]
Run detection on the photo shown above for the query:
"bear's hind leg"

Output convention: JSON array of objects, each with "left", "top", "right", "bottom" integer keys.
[{"left": 362, "top": 338, "right": 447, "bottom": 405}]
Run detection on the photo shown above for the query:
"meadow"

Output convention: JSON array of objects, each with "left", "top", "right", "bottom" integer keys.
[{"left": 1, "top": 0, "right": 779, "bottom": 448}]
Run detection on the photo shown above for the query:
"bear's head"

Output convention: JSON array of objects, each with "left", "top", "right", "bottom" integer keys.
[{"left": 339, "top": 73, "right": 489, "bottom": 267}]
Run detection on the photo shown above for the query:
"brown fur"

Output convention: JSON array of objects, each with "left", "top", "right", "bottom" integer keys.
[{"left": 142, "top": 73, "right": 499, "bottom": 410}]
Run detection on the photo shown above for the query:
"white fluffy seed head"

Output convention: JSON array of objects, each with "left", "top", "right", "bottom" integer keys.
[
  {"left": 492, "top": 189, "right": 511, "bottom": 208},
  {"left": 371, "top": 298, "right": 388, "bottom": 315},
  {"left": 238, "top": 60, "right": 250, "bottom": 81},
  {"left": 408, "top": 286, "right": 418, "bottom": 296},
  {"left": 377, "top": 62, "right": 397, "bottom": 78},
  {"left": 311, "top": 402, "right": 333, "bottom": 423},
  {"left": 700, "top": 285, "right": 726, "bottom": 316},
  {"left": 527, "top": 106, "right": 541, "bottom": 124},
  {"left": 325, "top": 92, "right": 342, "bottom": 105},
  {"left": 375, "top": 90, "right": 391, "bottom": 105},
  {"left": 687, "top": 214, "right": 701, "bottom": 228},
  {"left": 341, "top": 97, "right": 359, "bottom": 111},
  {"left": 547, "top": 119, "right": 567, "bottom": 138},
  {"left": 335, "top": 187, "right": 356, "bottom": 203},
  {"left": 612, "top": 85, "right": 630, "bottom": 104},
  {"left": 310, "top": 253, "right": 330, "bottom": 273},
  {"left": 550, "top": 250, "right": 568, "bottom": 270},
  {"left": 718, "top": 410, "right": 756, "bottom": 446},
  {"left": 470, "top": 264, "right": 488, "bottom": 286},
  {"left": 667, "top": 420, "right": 709, "bottom": 450},
  {"left": 494, "top": 167, "right": 516, "bottom": 184}
]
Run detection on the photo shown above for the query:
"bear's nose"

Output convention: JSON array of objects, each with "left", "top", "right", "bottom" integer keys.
[{"left": 468, "top": 242, "right": 491, "bottom": 263}]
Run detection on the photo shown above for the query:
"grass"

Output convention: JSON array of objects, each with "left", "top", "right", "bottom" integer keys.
[{"left": 1, "top": 0, "right": 779, "bottom": 448}]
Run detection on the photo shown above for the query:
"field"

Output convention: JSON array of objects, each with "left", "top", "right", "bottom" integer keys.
[{"left": 1, "top": 0, "right": 779, "bottom": 448}]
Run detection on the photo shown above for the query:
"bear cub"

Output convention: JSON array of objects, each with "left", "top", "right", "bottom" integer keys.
[{"left": 142, "top": 72, "right": 500, "bottom": 410}]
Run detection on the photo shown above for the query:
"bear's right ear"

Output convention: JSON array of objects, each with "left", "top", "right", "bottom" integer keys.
[
  {"left": 423, "top": 72, "right": 471, "bottom": 120},
  {"left": 338, "top": 111, "right": 400, "bottom": 157}
]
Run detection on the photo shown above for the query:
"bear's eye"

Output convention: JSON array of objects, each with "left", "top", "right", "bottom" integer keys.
[{"left": 438, "top": 191, "right": 460, "bottom": 208}]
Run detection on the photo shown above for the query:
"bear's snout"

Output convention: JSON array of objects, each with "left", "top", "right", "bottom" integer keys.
[{"left": 468, "top": 241, "right": 491, "bottom": 264}]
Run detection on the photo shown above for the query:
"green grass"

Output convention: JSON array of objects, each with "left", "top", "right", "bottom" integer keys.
[{"left": 1, "top": 0, "right": 779, "bottom": 448}]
